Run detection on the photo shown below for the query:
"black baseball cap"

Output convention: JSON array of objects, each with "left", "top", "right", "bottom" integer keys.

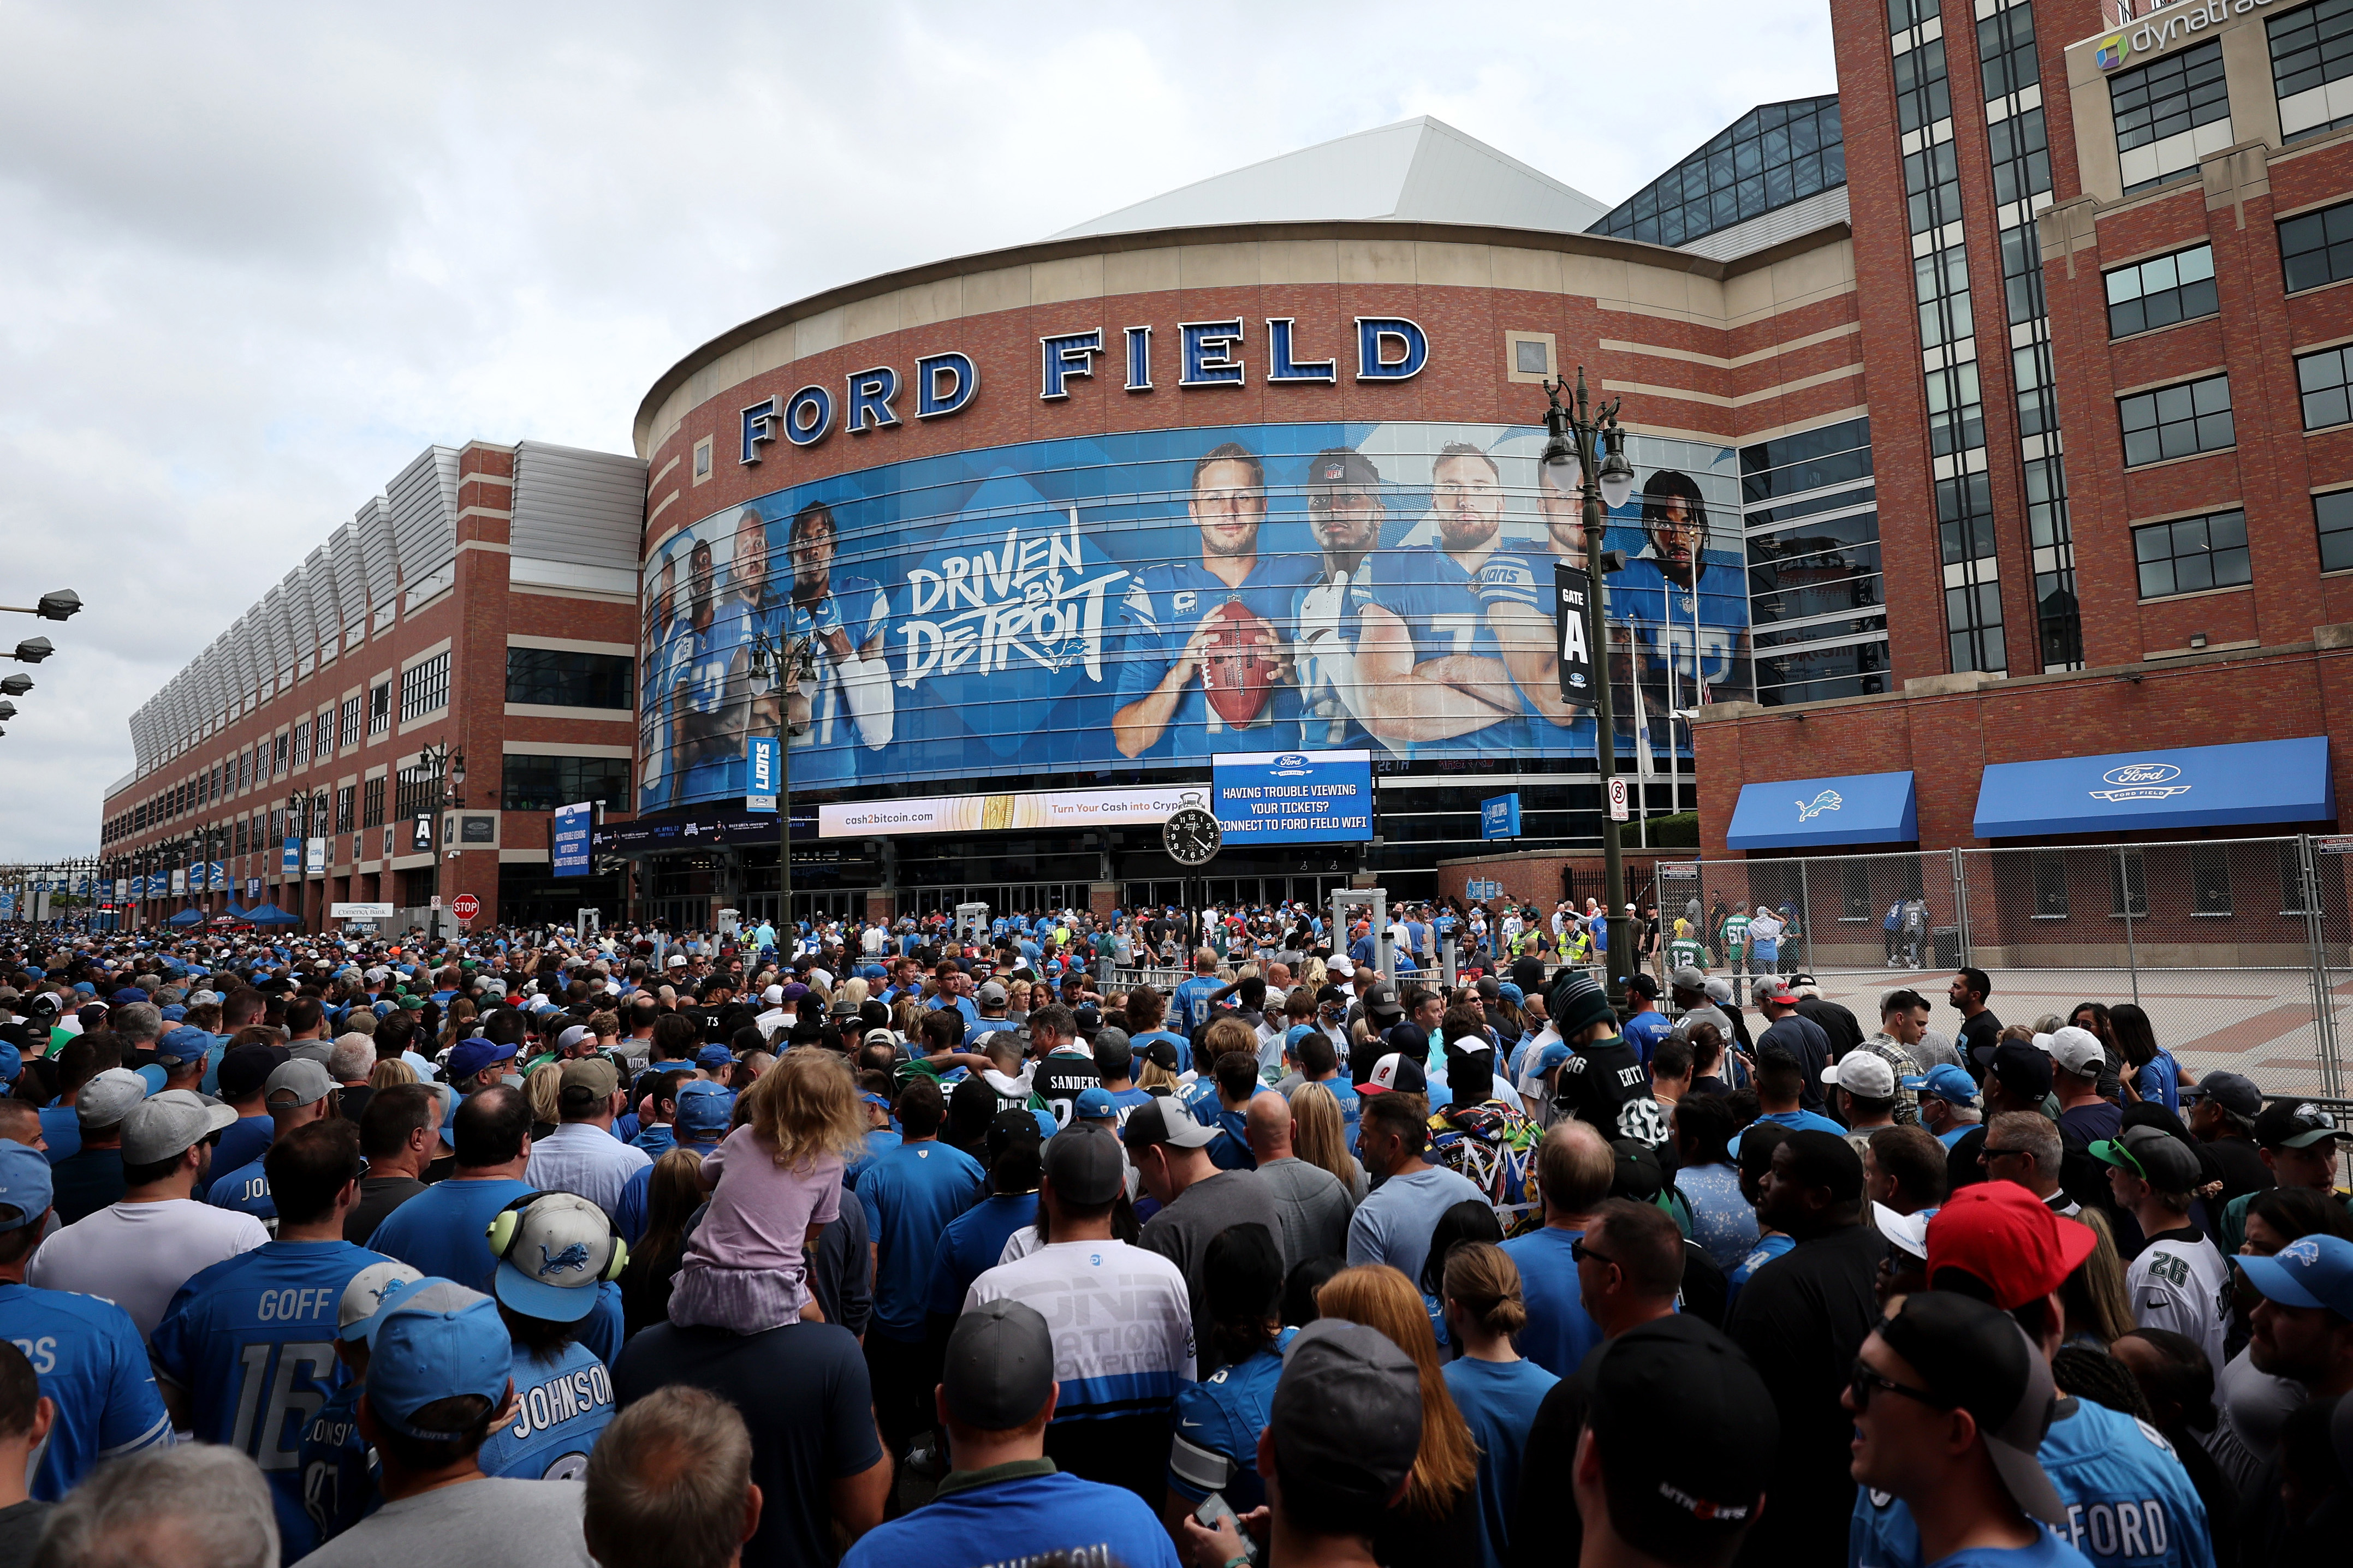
[
  {"left": 1582, "top": 1316, "right": 1776, "bottom": 1558},
  {"left": 1874, "top": 1291, "right": 2067, "bottom": 1527},
  {"left": 218, "top": 1042, "right": 290, "bottom": 1099},
  {"left": 1987, "top": 1041, "right": 2052, "bottom": 1104},
  {"left": 1268, "top": 1319, "right": 1421, "bottom": 1512},
  {"left": 942, "top": 1298, "right": 1056, "bottom": 1431},
  {"left": 2254, "top": 1098, "right": 2351, "bottom": 1150},
  {"left": 985, "top": 1108, "right": 1043, "bottom": 1159},
  {"left": 1364, "top": 983, "right": 1403, "bottom": 1021},
  {"left": 1306, "top": 447, "right": 1382, "bottom": 490},
  {"left": 1608, "top": 1138, "right": 1665, "bottom": 1202},
  {"left": 1042, "top": 1123, "right": 1127, "bottom": 1206}
]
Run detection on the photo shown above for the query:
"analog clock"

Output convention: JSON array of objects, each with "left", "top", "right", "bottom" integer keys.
[{"left": 1162, "top": 807, "right": 1222, "bottom": 867}]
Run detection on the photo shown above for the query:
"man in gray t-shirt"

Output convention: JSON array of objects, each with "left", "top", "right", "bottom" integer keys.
[
  {"left": 1345, "top": 1093, "right": 1483, "bottom": 1288},
  {"left": 1124, "top": 1100, "right": 1288, "bottom": 1376},
  {"left": 1243, "top": 1093, "right": 1353, "bottom": 1263}
]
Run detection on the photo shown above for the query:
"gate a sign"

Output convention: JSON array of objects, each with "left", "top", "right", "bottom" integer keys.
[{"left": 1554, "top": 562, "right": 1594, "bottom": 706}]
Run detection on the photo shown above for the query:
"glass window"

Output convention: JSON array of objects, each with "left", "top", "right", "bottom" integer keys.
[
  {"left": 1924, "top": 361, "right": 1984, "bottom": 458},
  {"left": 2133, "top": 509, "right": 2251, "bottom": 598},
  {"left": 2033, "top": 851, "right": 2070, "bottom": 917},
  {"left": 1904, "top": 138, "right": 1962, "bottom": 235},
  {"left": 335, "top": 786, "right": 355, "bottom": 836},
  {"left": 1738, "top": 418, "right": 1873, "bottom": 504},
  {"left": 1999, "top": 223, "right": 2046, "bottom": 325},
  {"left": 2271, "top": 0, "right": 2353, "bottom": 127},
  {"left": 368, "top": 682, "right": 391, "bottom": 736},
  {"left": 1888, "top": 0, "right": 1939, "bottom": 30},
  {"left": 500, "top": 754, "right": 634, "bottom": 814},
  {"left": 2036, "top": 567, "right": 2082, "bottom": 669},
  {"left": 1946, "top": 579, "right": 2005, "bottom": 673},
  {"left": 399, "top": 652, "right": 450, "bottom": 722},
  {"left": 505, "top": 648, "right": 634, "bottom": 709},
  {"left": 2105, "top": 243, "right": 2218, "bottom": 337},
  {"left": 2280, "top": 198, "right": 2353, "bottom": 291},
  {"left": 1978, "top": 4, "right": 2040, "bottom": 99},
  {"left": 1938, "top": 472, "right": 1996, "bottom": 564},
  {"left": 2112, "top": 850, "right": 2150, "bottom": 919},
  {"left": 2191, "top": 844, "right": 2233, "bottom": 915},
  {"left": 2118, "top": 373, "right": 2233, "bottom": 465},
  {"left": 2316, "top": 488, "right": 2353, "bottom": 570},
  {"left": 2296, "top": 343, "right": 2353, "bottom": 428},
  {"left": 339, "top": 696, "right": 361, "bottom": 752},
  {"left": 1588, "top": 95, "right": 1844, "bottom": 248},
  {"left": 1987, "top": 106, "right": 2050, "bottom": 207},
  {"left": 2110, "top": 39, "right": 2230, "bottom": 153},
  {"left": 2013, "top": 339, "right": 2057, "bottom": 438},
  {"left": 363, "top": 776, "right": 385, "bottom": 829},
  {"left": 1896, "top": 39, "right": 1951, "bottom": 133}
]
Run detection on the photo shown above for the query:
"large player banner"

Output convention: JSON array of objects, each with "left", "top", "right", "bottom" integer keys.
[{"left": 638, "top": 419, "right": 1746, "bottom": 811}]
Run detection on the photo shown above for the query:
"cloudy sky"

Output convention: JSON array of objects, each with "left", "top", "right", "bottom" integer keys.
[{"left": 0, "top": 0, "right": 1833, "bottom": 863}]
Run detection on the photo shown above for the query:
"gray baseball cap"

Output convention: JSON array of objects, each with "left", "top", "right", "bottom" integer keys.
[
  {"left": 121, "top": 1088, "right": 238, "bottom": 1165},
  {"left": 1668, "top": 966, "right": 1708, "bottom": 993},
  {"left": 1042, "top": 1124, "right": 1127, "bottom": 1206},
  {"left": 265, "top": 1058, "right": 336, "bottom": 1108},
  {"left": 942, "top": 1298, "right": 1056, "bottom": 1430},
  {"left": 76, "top": 1069, "right": 148, "bottom": 1129},
  {"left": 1121, "top": 1097, "right": 1220, "bottom": 1153}
]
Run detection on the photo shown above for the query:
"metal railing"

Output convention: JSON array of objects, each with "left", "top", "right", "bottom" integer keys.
[{"left": 1651, "top": 835, "right": 2352, "bottom": 1098}]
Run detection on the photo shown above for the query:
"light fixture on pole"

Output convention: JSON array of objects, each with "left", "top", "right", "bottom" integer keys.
[
  {"left": 0, "top": 675, "right": 28, "bottom": 696},
  {"left": 746, "top": 628, "right": 813, "bottom": 937},
  {"left": 0, "top": 591, "right": 82, "bottom": 621},
  {"left": 7, "top": 638, "right": 54, "bottom": 664}
]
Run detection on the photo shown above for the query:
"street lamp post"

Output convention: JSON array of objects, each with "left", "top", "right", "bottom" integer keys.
[
  {"left": 1540, "top": 367, "right": 1641, "bottom": 1013},
  {"left": 411, "top": 743, "right": 466, "bottom": 939},
  {"left": 746, "top": 629, "right": 813, "bottom": 946}
]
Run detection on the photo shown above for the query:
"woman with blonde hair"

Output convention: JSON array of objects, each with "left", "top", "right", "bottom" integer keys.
[
  {"left": 525, "top": 1060, "right": 563, "bottom": 1140},
  {"left": 668, "top": 1047, "right": 866, "bottom": 1334},
  {"left": 1441, "top": 1242, "right": 1559, "bottom": 1568},
  {"left": 366, "top": 1057, "right": 417, "bottom": 1092},
  {"left": 1290, "top": 1082, "right": 1368, "bottom": 1202},
  {"left": 1316, "top": 1264, "right": 1479, "bottom": 1565}
]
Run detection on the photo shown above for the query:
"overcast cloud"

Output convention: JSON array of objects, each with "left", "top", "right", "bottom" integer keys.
[{"left": 0, "top": 0, "right": 1833, "bottom": 863}]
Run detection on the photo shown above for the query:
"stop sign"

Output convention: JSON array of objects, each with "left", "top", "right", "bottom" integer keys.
[{"left": 450, "top": 893, "right": 481, "bottom": 922}]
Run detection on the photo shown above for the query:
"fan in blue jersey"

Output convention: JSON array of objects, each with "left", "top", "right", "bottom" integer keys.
[
  {"left": 476, "top": 1191, "right": 622, "bottom": 1482},
  {"left": 1331, "top": 444, "right": 1529, "bottom": 759},
  {"left": 0, "top": 1145, "right": 171, "bottom": 1500},
  {"left": 298, "top": 1259, "right": 424, "bottom": 1550},
  {"left": 149, "top": 1120, "right": 394, "bottom": 1561},
  {"left": 1288, "top": 447, "right": 1383, "bottom": 749},
  {"left": 1167, "top": 1221, "right": 1296, "bottom": 1517},
  {"left": 637, "top": 543, "right": 692, "bottom": 812},
  {"left": 1612, "top": 469, "right": 1750, "bottom": 755},
  {"left": 1111, "top": 442, "right": 1312, "bottom": 762},
  {"left": 777, "top": 500, "right": 895, "bottom": 790}
]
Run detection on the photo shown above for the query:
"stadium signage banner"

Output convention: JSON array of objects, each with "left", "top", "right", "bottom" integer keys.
[
  {"left": 1213, "top": 750, "right": 1372, "bottom": 843},
  {"left": 818, "top": 785, "right": 1195, "bottom": 839}
]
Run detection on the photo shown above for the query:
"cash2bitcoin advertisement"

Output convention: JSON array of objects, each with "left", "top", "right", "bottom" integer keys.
[{"left": 638, "top": 420, "right": 1747, "bottom": 810}]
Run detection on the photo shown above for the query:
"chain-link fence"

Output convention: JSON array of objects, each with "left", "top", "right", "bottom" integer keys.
[{"left": 1651, "top": 836, "right": 2353, "bottom": 1098}]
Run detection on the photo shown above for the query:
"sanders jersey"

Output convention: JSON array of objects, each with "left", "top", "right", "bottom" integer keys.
[
  {"left": 297, "top": 1382, "right": 376, "bottom": 1549},
  {"left": 148, "top": 1239, "right": 393, "bottom": 1560},
  {"left": 1112, "top": 556, "right": 1314, "bottom": 761},
  {"left": 477, "top": 1341, "right": 616, "bottom": 1482},
  {"left": 1339, "top": 546, "right": 1529, "bottom": 759},
  {"left": 0, "top": 1280, "right": 172, "bottom": 1501},
  {"left": 1168, "top": 1327, "right": 1298, "bottom": 1512},
  {"left": 1851, "top": 1396, "right": 2215, "bottom": 1568},
  {"left": 782, "top": 577, "right": 890, "bottom": 789}
]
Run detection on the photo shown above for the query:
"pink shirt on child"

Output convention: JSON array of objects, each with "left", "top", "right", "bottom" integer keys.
[{"left": 678, "top": 1125, "right": 844, "bottom": 1288}]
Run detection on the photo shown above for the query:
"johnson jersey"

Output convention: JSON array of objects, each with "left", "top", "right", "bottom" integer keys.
[
  {"left": 1167, "top": 1328, "right": 1298, "bottom": 1511},
  {"left": 0, "top": 1281, "right": 172, "bottom": 1501},
  {"left": 1339, "top": 547, "right": 1529, "bottom": 759},
  {"left": 298, "top": 1381, "right": 376, "bottom": 1548},
  {"left": 477, "top": 1340, "right": 616, "bottom": 1482},
  {"left": 207, "top": 1155, "right": 277, "bottom": 1229},
  {"left": 782, "top": 576, "right": 890, "bottom": 789},
  {"left": 148, "top": 1239, "right": 393, "bottom": 1560},
  {"left": 2123, "top": 1229, "right": 2231, "bottom": 1376},
  {"left": 962, "top": 1239, "right": 1195, "bottom": 1422},
  {"left": 1111, "top": 556, "right": 1314, "bottom": 761},
  {"left": 1851, "top": 1396, "right": 2214, "bottom": 1568}
]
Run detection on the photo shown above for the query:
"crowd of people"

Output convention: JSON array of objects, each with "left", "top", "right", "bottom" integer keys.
[{"left": 0, "top": 907, "right": 2349, "bottom": 1568}]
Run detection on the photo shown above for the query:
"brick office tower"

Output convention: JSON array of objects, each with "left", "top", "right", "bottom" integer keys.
[
  {"left": 100, "top": 441, "right": 646, "bottom": 934},
  {"left": 1695, "top": 0, "right": 2353, "bottom": 857}
]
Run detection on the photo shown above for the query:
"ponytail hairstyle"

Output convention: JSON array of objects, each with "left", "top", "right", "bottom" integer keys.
[{"left": 1441, "top": 1242, "right": 1528, "bottom": 1340}]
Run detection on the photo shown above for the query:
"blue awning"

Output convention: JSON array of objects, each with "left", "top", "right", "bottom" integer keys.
[
  {"left": 1972, "top": 736, "right": 2334, "bottom": 838},
  {"left": 1726, "top": 771, "right": 1917, "bottom": 850}
]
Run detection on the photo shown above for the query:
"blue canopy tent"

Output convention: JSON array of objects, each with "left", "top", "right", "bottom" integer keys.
[
  {"left": 224, "top": 904, "right": 247, "bottom": 919},
  {"left": 1726, "top": 771, "right": 1918, "bottom": 851},
  {"left": 165, "top": 908, "right": 205, "bottom": 927},
  {"left": 1973, "top": 737, "right": 2334, "bottom": 838},
  {"left": 241, "top": 903, "right": 304, "bottom": 927}
]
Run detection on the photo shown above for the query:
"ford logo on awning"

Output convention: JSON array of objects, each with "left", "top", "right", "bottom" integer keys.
[{"left": 2090, "top": 761, "right": 2190, "bottom": 803}]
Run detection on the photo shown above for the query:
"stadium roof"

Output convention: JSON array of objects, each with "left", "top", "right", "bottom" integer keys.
[{"left": 1051, "top": 116, "right": 1611, "bottom": 240}]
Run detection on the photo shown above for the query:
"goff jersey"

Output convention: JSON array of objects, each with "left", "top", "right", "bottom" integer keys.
[
  {"left": 0, "top": 1280, "right": 172, "bottom": 1501},
  {"left": 148, "top": 1239, "right": 392, "bottom": 1559},
  {"left": 1112, "top": 557, "right": 1312, "bottom": 761}
]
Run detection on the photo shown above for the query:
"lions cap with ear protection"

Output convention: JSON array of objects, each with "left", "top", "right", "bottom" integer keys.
[{"left": 484, "top": 1191, "right": 626, "bottom": 1322}]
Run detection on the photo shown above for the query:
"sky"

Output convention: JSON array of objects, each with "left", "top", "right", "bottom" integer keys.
[{"left": 0, "top": 0, "right": 1835, "bottom": 863}]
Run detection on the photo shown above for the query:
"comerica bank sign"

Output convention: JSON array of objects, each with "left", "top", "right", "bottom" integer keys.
[{"left": 739, "top": 315, "right": 1431, "bottom": 463}]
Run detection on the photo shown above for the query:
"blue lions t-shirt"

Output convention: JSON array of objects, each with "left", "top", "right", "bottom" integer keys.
[
  {"left": 478, "top": 1340, "right": 616, "bottom": 1482},
  {"left": 0, "top": 1281, "right": 172, "bottom": 1501},
  {"left": 840, "top": 1468, "right": 1181, "bottom": 1568},
  {"left": 857, "top": 1140, "right": 987, "bottom": 1341}
]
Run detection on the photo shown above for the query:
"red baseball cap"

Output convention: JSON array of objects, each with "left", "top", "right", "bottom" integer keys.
[{"left": 1923, "top": 1181, "right": 2098, "bottom": 1309}]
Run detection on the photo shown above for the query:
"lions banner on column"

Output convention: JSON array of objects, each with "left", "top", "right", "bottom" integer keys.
[{"left": 638, "top": 420, "right": 1749, "bottom": 811}]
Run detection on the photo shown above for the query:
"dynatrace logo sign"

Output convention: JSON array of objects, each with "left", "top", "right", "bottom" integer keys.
[{"left": 2096, "top": 0, "right": 2271, "bottom": 71}]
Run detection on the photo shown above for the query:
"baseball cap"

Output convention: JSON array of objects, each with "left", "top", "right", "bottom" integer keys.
[
  {"left": 762, "top": 985, "right": 785, "bottom": 1005},
  {"left": 977, "top": 980, "right": 1008, "bottom": 1007},
  {"left": 1876, "top": 1293, "right": 2067, "bottom": 1527},
  {"left": 2180, "top": 1070, "right": 2262, "bottom": 1121},
  {"left": 666, "top": 953, "right": 687, "bottom": 968},
  {"left": 1923, "top": 1179, "right": 2098, "bottom": 1309},
  {"left": 361, "top": 1279, "right": 514, "bottom": 1440},
  {"left": 336, "top": 1261, "right": 425, "bottom": 1342},
  {"left": 2044, "top": 1026, "right": 2105, "bottom": 1078},
  {"left": 0, "top": 1042, "right": 16, "bottom": 1086},
  {"left": 1043, "top": 1123, "right": 1127, "bottom": 1204},
  {"left": 446, "top": 1038, "right": 516, "bottom": 1082},
  {"left": 1306, "top": 446, "right": 1382, "bottom": 490},
  {"left": 1359, "top": 1052, "right": 1428, "bottom": 1096},
  {"left": 490, "top": 1193, "right": 622, "bottom": 1321},
  {"left": 1901, "top": 1064, "right": 1979, "bottom": 1108},
  {"left": 554, "top": 1024, "right": 593, "bottom": 1054},
  {"left": 1364, "top": 983, "right": 1403, "bottom": 1021},
  {"left": 1268, "top": 1318, "right": 1422, "bottom": 1512},
  {"left": 109, "top": 987, "right": 147, "bottom": 1006},
  {"left": 2088, "top": 1124, "right": 2202, "bottom": 1194},
  {"left": 1821, "top": 1053, "right": 1896, "bottom": 1100},
  {"left": 1703, "top": 976, "right": 1735, "bottom": 1005},
  {"left": 860, "top": 1027, "right": 898, "bottom": 1051},
  {"left": 0, "top": 1144, "right": 52, "bottom": 1232},
  {"left": 1873, "top": 1201, "right": 1932, "bottom": 1262},
  {"left": 1072, "top": 1087, "right": 1117, "bottom": 1124},
  {"left": 942, "top": 1298, "right": 1056, "bottom": 1430},
  {"left": 694, "top": 1045, "right": 735, "bottom": 1070},
  {"left": 1988, "top": 1040, "right": 2053, "bottom": 1104},
  {"left": 1609, "top": 1138, "right": 1665, "bottom": 1203},
  {"left": 2236, "top": 1232, "right": 2353, "bottom": 1319},
  {"left": 76, "top": 1069, "right": 147, "bottom": 1129},
  {"left": 1582, "top": 1316, "right": 1777, "bottom": 1556},
  {"left": 2255, "top": 1098, "right": 2350, "bottom": 1150},
  {"left": 675, "top": 1081, "right": 733, "bottom": 1136},
  {"left": 1121, "top": 1097, "right": 1220, "bottom": 1152},
  {"left": 121, "top": 1088, "right": 239, "bottom": 1164},
  {"left": 266, "top": 1059, "right": 336, "bottom": 1109},
  {"left": 1327, "top": 957, "right": 1355, "bottom": 978}
]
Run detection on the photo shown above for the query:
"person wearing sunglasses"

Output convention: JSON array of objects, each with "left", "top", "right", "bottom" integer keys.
[{"left": 1845, "top": 1291, "right": 2085, "bottom": 1566}]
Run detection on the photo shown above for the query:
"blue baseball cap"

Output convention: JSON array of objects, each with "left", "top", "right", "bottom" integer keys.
[
  {"left": 445, "top": 1038, "right": 516, "bottom": 1081},
  {"left": 110, "top": 987, "right": 147, "bottom": 1006},
  {"left": 158, "top": 1005, "right": 187, "bottom": 1022},
  {"left": 0, "top": 1042, "right": 19, "bottom": 1085},
  {"left": 676, "top": 1081, "right": 733, "bottom": 1136},
  {"left": 694, "top": 1045, "right": 735, "bottom": 1070},
  {"left": 362, "top": 1279, "right": 514, "bottom": 1439},
  {"left": 1074, "top": 1086, "right": 1117, "bottom": 1122},
  {"left": 1531, "top": 1040, "right": 1573, "bottom": 1077},
  {"left": 1284, "top": 1024, "right": 1320, "bottom": 1053},
  {"left": 2237, "top": 1234, "right": 2353, "bottom": 1319},
  {"left": 1902, "top": 1064, "right": 1980, "bottom": 1108},
  {"left": 0, "top": 1144, "right": 52, "bottom": 1230},
  {"left": 155, "top": 1026, "right": 213, "bottom": 1065}
]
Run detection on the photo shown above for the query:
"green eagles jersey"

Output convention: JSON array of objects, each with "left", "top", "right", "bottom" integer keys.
[
  {"left": 1667, "top": 937, "right": 1706, "bottom": 970},
  {"left": 1720, "top": 914, "right": 1750, "bottom": 952}
]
